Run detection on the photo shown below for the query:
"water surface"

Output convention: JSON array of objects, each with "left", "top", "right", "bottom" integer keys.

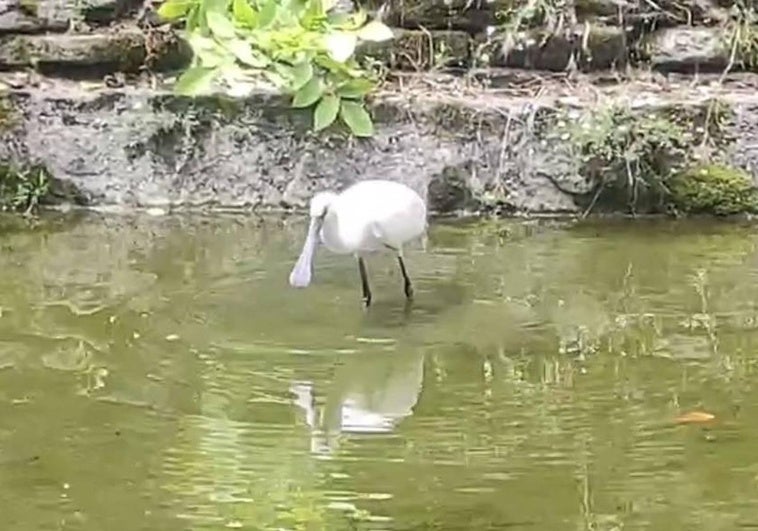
[{"left": 2, "top": 213, "right": 758, "bottom": 530}]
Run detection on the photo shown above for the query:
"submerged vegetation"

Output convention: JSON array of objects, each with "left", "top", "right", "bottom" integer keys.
[{"left": 156, "top": 0, "right": 395, "bottom": 136}]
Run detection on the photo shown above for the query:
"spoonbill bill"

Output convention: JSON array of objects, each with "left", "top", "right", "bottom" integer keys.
[{"left": 288, "top": 179, "right": 427, "bottom": 306}]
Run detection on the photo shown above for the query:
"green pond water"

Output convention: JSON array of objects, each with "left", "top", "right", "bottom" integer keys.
[{"left": 3, "top": 213, "right": 758, "bottom": 531}]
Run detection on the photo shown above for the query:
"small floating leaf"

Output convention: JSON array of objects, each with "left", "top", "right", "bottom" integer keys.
[
  {"left": 674, "top": 411, "right": 715, "bottom": 424},
  {"left": 206, "top": 10, "right": 237, "bottom": 39}
]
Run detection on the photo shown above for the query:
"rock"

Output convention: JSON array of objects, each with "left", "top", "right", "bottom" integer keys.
[
  {"left": 427, "top": 165, "right": 477, "bottom": 212},
  {"left": 0, "top": 0, "right": 143, "bottom": 34},
  {"left": 646, "top": 26, "right": 729, "bottom": 73},
  {"left": 575, "top": 0, "right": 728, "bottom": 26},
  {"left": 82, "top": 0, "right": 144, "bottom": 25},
  {"left": 485, "top": 24, "right": 626, "bottom": 72},
  {"left": 358, "top": 0, "right": 505, "bottom": 33},
  {"left": 357, "top": 29, "right": 472, "bottom": 71},
  {"left": 0, "top": 26, "right": 191, "bottom": 73},
  {"left": 574, "top": 0, "right": 625, "bottom": 20},
  {"left": 356, "top": 0, "right": 728, "bottom": 33},
  {"left": 1, "top": 77, "right": 758, "bottom": 215},
  {"left": 0, "top": 82, "right": 583, "bottom": 213}
]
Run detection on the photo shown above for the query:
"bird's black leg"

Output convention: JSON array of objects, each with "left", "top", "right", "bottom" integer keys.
[
  {"left": 397, "top": 255, "right": 414, "bottom": 299},
  {"left": 357, "top": 257, "right": 372, "bottom": 307}
]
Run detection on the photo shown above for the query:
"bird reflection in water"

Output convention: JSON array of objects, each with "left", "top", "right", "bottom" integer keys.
[{"left": 290, "top": 348, "right": 425, "bottom": 456}]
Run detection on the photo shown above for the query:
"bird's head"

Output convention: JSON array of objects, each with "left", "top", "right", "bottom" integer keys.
[
  {"left": 309, "top": 191, "right": 337, "bottom": 219},
  {"left": 289, "top": 190, "right": 336, "bottom": 289}
]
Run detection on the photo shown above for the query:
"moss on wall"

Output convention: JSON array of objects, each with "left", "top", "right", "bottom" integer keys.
[
  {"left": 668, "top": 164, "right": 758, "bottom": 216},
  {"left": 0, "top": 97, "right": 18, "bottom": 132}
]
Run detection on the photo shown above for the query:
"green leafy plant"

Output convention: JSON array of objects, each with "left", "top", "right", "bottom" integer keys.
[
  {"left": 156, "top": 0, "right": 394, "bottom": 136},
  {"left": 722, "top": 0, "right": 758, "bottom": 76},
  {"left": 0, "top": 163, "right": 50, "bottom": 215},
  {"left": 554, "top": 103, "right": 692, "bottom": 214},
  {"left": 552, "top": 99, "right": 755, "bottom": 216},
  {"left": 492, "top": 0, "right": 573, "bottom": 59},
  {"left": 495, "top": 0, "right": 570, "bottom": 35},
  {"left": 669, "top": 164, "right": 758, "bottom": 216}
]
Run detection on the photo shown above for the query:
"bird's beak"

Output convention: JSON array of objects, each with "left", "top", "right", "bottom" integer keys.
[{"left": 289, "top": 217, "right": 321, "bottom": 288}]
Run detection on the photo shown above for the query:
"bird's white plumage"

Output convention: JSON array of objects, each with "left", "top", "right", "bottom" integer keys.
[
  {"left": 289, "top": 179, "right": 427, "bottom": 289},
  {"left": 319, "top": 180, "right": 427, "bottom": 254}
]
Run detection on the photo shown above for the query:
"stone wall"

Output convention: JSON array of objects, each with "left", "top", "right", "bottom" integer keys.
[
  {"left": 3, "top": 0, "right": 749, "bottom": 76},
  {"left": 1, "top": 0, "right": 758, "bottom": 214}
]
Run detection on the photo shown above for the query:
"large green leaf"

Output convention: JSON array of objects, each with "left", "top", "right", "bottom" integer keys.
[
  {"left": 292, "top": 77, "right": 324, "bottom": 108},
  {"left": 187, "top": 33, "right": 230, "bottom": 67},
  {"left": 339, "top": 100, "right": 374, "bottom": 136},
  {"left": 232, "top": 0, "right": 258, "bottom": 27},
  {"left": 174, "top": 66, "right": 219, "bottom": 96},
  {"left": 274, "top": 61, "right": 294, "bottom": 80},
  {"left": 206, "top": 10, "right": 237, "bottom": 39},
  {"left": 336, "top": 78, "right": 374, "bottom": 99},
  {"left": 262, "top": 69, "right": 287, "bottom": 88},
  {"left": 186, "top": 4, "right": 201, "bottom": 29},
  {"left": 196, "top": 1, "right": 210, "bottom": 32},
  {"left": 281, "top": 0, "right": 307, "bottom": 21},
  {"left": 313, "top": 94, "right": 339, "bottom": 131},
  {"left": 258, "top": 0, "right": 278, "bottom": 27},
  {"left": 300, "top": 0, "right": 326, "bottom": 27},
  {"left": 315, "top": 54, "right": 364, "bottom": 77},
  {"left": 226, "top": 38, "right": 268, "bottom": 67},
  {"left": 290, "top": 61, "right": 314, "bottom": 91},
  {"left": 156, "top": 0, "right": 193, "bottom": 20},
  {"left": 203, "top": 0, "right": 228, "bottom": 12}
]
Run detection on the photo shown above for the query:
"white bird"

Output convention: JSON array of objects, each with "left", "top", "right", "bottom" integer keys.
[{"left": 288, "top": 179, "right": 427, "bottom": 306}]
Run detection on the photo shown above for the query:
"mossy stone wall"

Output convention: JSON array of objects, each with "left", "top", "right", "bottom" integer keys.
[{"left": 0, "top": 0, "right": 756, "bottom": 76}]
